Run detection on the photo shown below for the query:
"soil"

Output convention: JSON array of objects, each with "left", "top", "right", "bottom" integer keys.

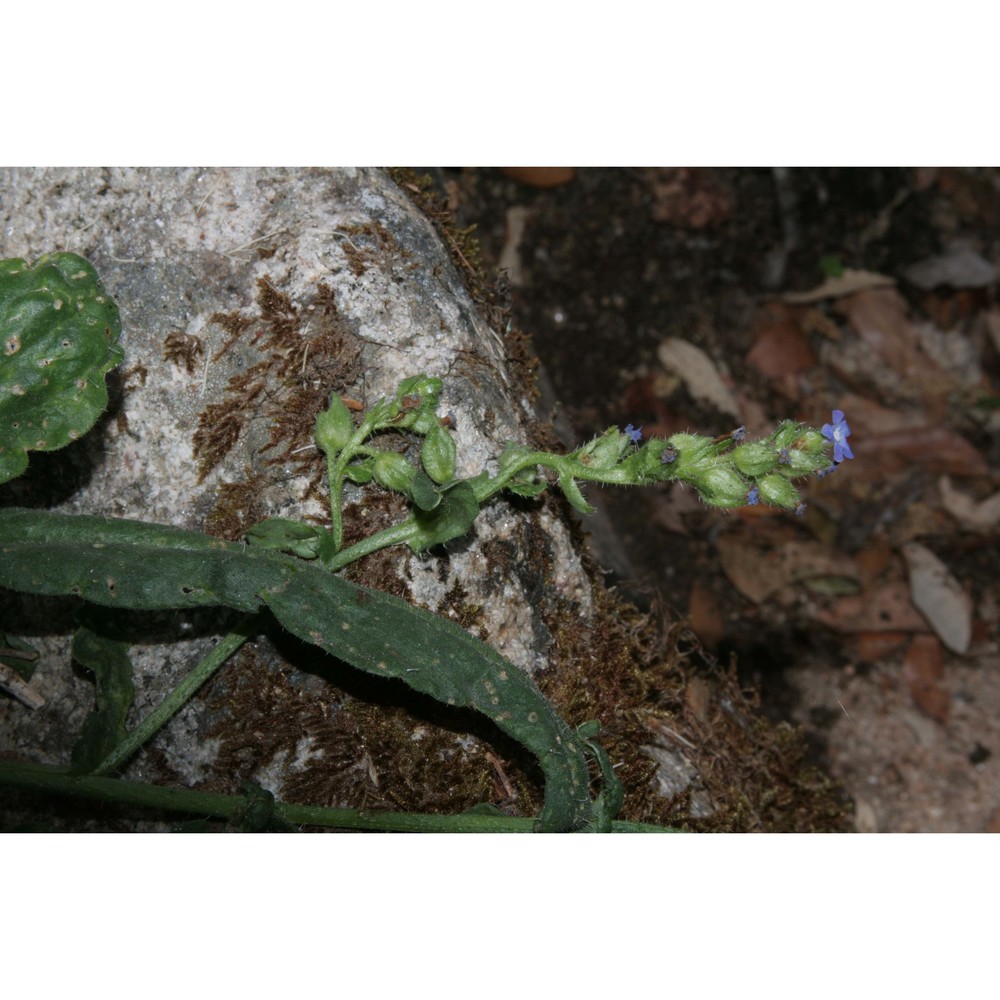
[{"left": 444, "top": 166, "right": 1000, "bottom": 833}]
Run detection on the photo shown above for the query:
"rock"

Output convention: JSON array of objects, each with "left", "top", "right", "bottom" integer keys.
[{"left": 0, "top": 167, "right": 591, "bottom": 803}]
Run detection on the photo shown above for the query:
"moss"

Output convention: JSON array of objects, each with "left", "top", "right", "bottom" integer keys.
[
  {"left": 193, "top": 276, "right": 361, "bottom": 509},
  {"left": 162, "top": 331, "right": 205, "bottom": 375}
]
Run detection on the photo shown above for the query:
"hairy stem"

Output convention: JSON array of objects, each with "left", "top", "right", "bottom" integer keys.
[{"left": 0, "top": 758, "right": 677, "bottom": 832}]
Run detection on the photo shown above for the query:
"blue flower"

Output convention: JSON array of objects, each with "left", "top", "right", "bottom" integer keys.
[
  {"left": 624, "top": 423, "right": 643, "bottom": 444},
  {"left": 731, "top": 426, "right": 747, "bottom": 442},
  {"left": 821, "top": 409, "right": 854, "bottom": 463},
  {"left": 660, "top": 445, "right": 678, "bottom": 464},
  {"left": 746, "top": 486, "right": 760, "bottom": 506}
]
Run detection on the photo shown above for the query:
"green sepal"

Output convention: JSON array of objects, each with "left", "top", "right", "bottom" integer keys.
[
  {"left": 756, "top": 472, "right": 800, "bottom": 509},
  {"left": 246, "top": 518, "right": 333, "bottom": 561},
  {"left": 69, "top": 624, "right": 135, "bottom": 774},
  {"left": 0, "top": 252, "right": 123, "bottom": 485},
  {"left": 409, "top": 480, "right": 480, "bottom": 549},
  {"left": 732, "top": 442, "right": 777, "bottom": 477},
  {"left": 697, "top": 464, "right": 750, "bottom": 507},
  {"left": 574, "top": 428, "right": 629, "bottom": 470},
  {"left": 314, "top": 393, "right": 355, "bottom": 455}
]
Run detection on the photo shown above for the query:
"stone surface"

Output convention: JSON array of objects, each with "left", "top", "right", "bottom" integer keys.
[{"left": 0, "top": 168, "right": 592, "bottom": 799}]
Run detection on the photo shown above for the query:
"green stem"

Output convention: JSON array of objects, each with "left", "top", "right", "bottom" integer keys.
[
  {"left": 91, "top": 613, "right": 260, "bottom": 777},
  {"left": 0, "top": 758, "right": 678, "bottom": 832},
  {"left": 322, "top": 519, "right": 422, "bottom": 571}
]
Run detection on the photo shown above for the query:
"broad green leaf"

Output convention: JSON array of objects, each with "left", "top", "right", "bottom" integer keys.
[
  {"left": 0, "top": 253, "right": 123, "bottom": 484},
  {"left": 409, "top": 480, "right": 479, "bottom": 550},
  {"left": 0, "top": 508, "right": 595, "bottom": 831}
]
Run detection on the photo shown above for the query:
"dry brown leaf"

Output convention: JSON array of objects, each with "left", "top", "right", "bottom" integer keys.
[
  {"left": 656, "top": 337, "right": 740, "bottom": 419},
  {"left": 688, "top": 581, "right": 725, "bottom": 648},
  {"left": 903, "top": 542, "right": 972, "bottom": 654},
  {"left": 746, "top": 306, "right": 817, "bottom": 378},
  {"left": 861, "top": 426, "right": 988, "bottom": 477},
  {"left": 902, "top": 634, "right": 950, "bottom": 724},
  {"left": 717, "top": 534, "right": 860, "bottom": 605},
  {"left": 813, "top": 580, "right": 930, "bottom": 634},
  {"left": 499, "top": 167, "right": 575, "bottom": 188},
  {"left": 837, "top": 287, "right": 931, "bottom": 379},
  {"left": 856, "top": 631, "right": 910, "bottom": 663},
  {"left": 781, "top": 268, "right": 896, "bottom": 304},
  {"left": 938, "top": 475, "right": 1000, "bottom": 532}
]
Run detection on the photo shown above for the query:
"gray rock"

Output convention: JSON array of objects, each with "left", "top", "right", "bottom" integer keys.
[{"left": 0, "top": 168, "right": 593, "bottom": 806}]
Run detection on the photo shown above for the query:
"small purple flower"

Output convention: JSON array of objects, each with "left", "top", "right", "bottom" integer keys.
[
  {"left": 624, "top": 423, "right": 643, "bottom": 444},
  {"left": 794, "top": 502, "right": 807, "bottom": 516},
  {"left": 821, "top": 409, "right": 854, "bottom": 464},
  {"left": 660, "top": 445, "right": 678, "bottom": 464},
  {"left": 746, "top": 486, "right": 760, "bottom": 506},
  {"left": 777, "top": 448, "right": 790, "bottom": 465},
  {"left": 731, "top": 426, "right": 747, "bottom": 442},
  {"left": 817, "top": 463, "right": 837, "bottom": 479}
]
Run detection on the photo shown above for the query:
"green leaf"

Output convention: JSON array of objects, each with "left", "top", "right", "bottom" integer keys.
[
  {"left": 409, "top": 468, "right": 442, "bottom": 511},
  {"left": 70, "top": 624, "right": 135, "bottom": 774},
  {"left": 0, "top": 630, "right": 39, "bottom": 682},
  {"left": 409, "top": 480, "right": 479, "bottom": 549},
  {"left": 578, "top": 724, "right": 624, "bottom": 832},
  {"left": 0, "top": 253, "right": 123, "bottom": 485},
  {"left": 558, "top": 473, "right": 595, "bottom": 514},
  {"left": 421, "top": 424, "right": 457, "bottom": 484},
  {"left": 343, "top": 458, "right": 375, "bottom": 484},
  {"left": 0, "top": 508, "right": 594, "bottom": 831}
]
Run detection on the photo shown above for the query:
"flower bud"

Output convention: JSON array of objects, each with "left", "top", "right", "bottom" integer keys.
[
  {"left": 756, "top": 472, "right": 800, "bottom": 509},
  {"left": 576, "top": 428, "right": 629, "bottom": 470},
  {"left": 314, "top": 393, "right": 355, "bottom": 455},
  {"left": 732, "top": 442, "right": 777, "bottom": 477},
  {"left": 698, "top": 464, "right": 749, "bottom": 507},
  {"left": 421, "top": 424, "right": 457, "bottom": 483},
  {"left": 373, "top": 451, "right": 416, "bottom": 493}
]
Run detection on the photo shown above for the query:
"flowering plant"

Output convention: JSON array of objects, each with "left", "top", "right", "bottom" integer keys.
[{"left": 0, "top": 253, "right": 854, "bottom": 831}]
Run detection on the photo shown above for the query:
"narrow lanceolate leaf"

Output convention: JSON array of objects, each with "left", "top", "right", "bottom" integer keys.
[
  {"left": 0, "top": 253, "right": 123, "bottom": 484},
  {"left": 0, "top": 508, "right": 594, "bottom": 831},
  {"left": 70, "top": 625, "right": 135, "bottom": 773}
]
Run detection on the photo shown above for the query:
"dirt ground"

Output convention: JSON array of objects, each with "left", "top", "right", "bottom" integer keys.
[{"left": 447, "top": 167, "right": 1000, "bottom": 833}]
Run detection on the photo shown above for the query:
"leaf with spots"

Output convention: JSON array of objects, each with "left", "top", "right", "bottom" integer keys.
[
  {"left": 0, "top": 508, "right": 597, "bottom": 831},
  {"left": 0, "top": 253, "right": 123, "bottom": 484}
]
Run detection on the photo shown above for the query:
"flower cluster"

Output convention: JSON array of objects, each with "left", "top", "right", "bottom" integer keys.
[{"left": 553, "top": 409, "right": 854, "bottom": 513}]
